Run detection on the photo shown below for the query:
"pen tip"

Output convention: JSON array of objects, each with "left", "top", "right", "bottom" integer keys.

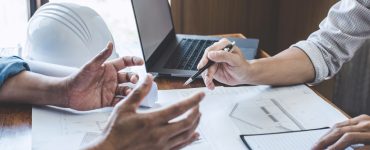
[{"left": 184, "top": 78, "right": 193, "bottom": 86}]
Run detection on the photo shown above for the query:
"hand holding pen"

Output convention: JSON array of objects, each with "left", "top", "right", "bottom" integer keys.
[{"left": 184, "top": 41, "right": 236, "bottom": 86}]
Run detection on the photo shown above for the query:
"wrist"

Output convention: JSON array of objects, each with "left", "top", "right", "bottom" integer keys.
[
  {"left": 38, "top": 76, "right": 68, "bottom": 107},
  {"left": 241, "top": 59, "right": 261, "bottom": 85},
  {"left": 50, "top": 77, "right": 69, "bottom": 107}
]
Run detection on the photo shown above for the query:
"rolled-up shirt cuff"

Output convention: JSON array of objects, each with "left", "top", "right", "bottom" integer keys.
[
  {"left": 0, "top": 56, "right": 30, "bottom": 87},
  {"left": 290, "top": 41, "right": 329, "bottom": 85}
]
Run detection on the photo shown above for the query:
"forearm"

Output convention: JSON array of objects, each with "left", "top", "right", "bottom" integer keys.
[
  {"left": 246, "top": 47, "right": 315, "bottom": 85},
  {"left": 0, "top": 71, "right": 67, "bottom": 106}
]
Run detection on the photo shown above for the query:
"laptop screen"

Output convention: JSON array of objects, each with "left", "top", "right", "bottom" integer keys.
[{"left": 132, "top": 0, "right": 173, "bottom": 61}]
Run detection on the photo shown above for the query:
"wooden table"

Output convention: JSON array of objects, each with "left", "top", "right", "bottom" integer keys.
[{"left": 0, "top": 33, "right": 348, "bottom": 149}]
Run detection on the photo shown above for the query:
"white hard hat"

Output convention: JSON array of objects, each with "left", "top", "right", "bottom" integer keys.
[{"left": 25, "top": 2, "right": 118, "bottom": 68}]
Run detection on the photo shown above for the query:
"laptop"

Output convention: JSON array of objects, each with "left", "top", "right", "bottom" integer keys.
[{"left": 131, "top": 0, "right": 259, "bottom": 77}]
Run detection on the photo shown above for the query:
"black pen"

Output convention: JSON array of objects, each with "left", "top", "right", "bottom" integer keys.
[{"left": 184, "top": 41, "right": 236, "bottom": 86}]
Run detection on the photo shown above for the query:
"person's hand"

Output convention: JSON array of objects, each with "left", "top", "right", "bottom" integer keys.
[
  {"left": 197, "top": 38, "right": 251, "bottom": 90},
  {"left": 312, "top": 114, "right": 370, "bottom": 150},
  {"left": 86, "top": 75, "right": 204, "bottom": 150},
  {"left": 63, "top": 42, "right": 144, "bottom": 111}
]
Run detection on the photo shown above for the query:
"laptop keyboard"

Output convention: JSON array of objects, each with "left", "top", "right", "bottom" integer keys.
[{"left": 165, "top": 39, "right": 217, "bottom": 70}]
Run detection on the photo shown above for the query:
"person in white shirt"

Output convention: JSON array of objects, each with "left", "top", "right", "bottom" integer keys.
[{"left": 197, "top": 0, "right": 370, "bottom": 149}]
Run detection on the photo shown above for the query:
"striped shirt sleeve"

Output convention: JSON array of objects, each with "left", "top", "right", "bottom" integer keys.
[{"left": 291, "top": 0, "right": 370, "bottom": 84}]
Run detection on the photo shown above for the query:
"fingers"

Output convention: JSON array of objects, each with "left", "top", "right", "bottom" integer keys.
[
  {"left": 332, "top": 115, "right": 370, "bottom": 128},
  {"left": 118, "top": 74, "right": 153, "bottom": 112},
  {"left": 202, "top": 65, "right": 217, "bottom": 90},
  {"left": 86, "top": 42, "right": 113, "bottom": 68},
  {"left": 313, "top": 125, "right": 365, "bottom": 149},
  {"left": 207, "top": 50, "right": 241, "bottom": 66},
  {"left": 197, "top": 38, "right": 230, "bottom": 69},
  {"left": 166, "top": 106, "right": 201, "bottom": 138},
  {"left": 333, "top": 119, "right": 359, "bottom": 129},
  {"left": 118, "top": 72, "right": 139, "bottom": 84},
  {"left": 115, "top": 85, "right": 133, "bottom": 96},
  {"left": 321, "top": 117, "right": 363, "bottom": 140},
  {"left": 152, "top": 92, "right": 205, "bottom": 124},
  {"left": 313, "top": 115, "right": 370, "bottom": 150},
  {"left": 111, "top": 97, "right": 123, "bottom": 106},
  {"left": 323, "top": 119, "right": 359, "bottom": 140},
  {"left": 318, "top": 115, "right": 370, "bottom": 146},
  {"left": 167, "top": 111, "right": 201, "bottom": 149},
  {"left": 328, "top": 132, "right": 370, "bottom": 150},
  {"left": 108, "top": 56, "right": 144, "bottom": 71},
  {"left": 355, "top": 114, "right": 370, "bottom": 121}
]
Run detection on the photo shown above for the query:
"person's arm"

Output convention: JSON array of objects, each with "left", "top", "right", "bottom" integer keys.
[
  {"left": 0, "top": 56, "right": 65, "bottom": 106},
  {"left": 198, "top": 0, "right": 370, "bottom": 89},
  {"left": 246, "top": 47, "right": 315, "bottom": 85},
  {"left": 0, "top": 42, "right": 143, "bottom": 111},
  {"left": 291, "top": 0, "right": 370, "bottom": 84},
  {"left": 0, "top": 70, "right": 66, "bottom": 106}
]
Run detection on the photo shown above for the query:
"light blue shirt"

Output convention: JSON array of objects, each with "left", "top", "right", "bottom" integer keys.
[{"left": 0, "top": 56, "right": 29, "bottom": 87}]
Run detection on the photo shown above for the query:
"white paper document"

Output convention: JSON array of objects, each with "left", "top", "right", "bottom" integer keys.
[
  {"left": 32, "top": 107, "right": 112, "bottom": 150},
  {"left": 32, "top": 85, "right": 349, "bottom": 150}
]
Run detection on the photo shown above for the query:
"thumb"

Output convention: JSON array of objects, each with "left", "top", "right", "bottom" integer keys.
[
  {"left": 208, "top": 50, "right": 240, "bottom": 66},
  {"left": 118, "top": 74, "right": 153, "bottom": 112},
  {"left": 87, "top": 42, "right": 113, "bottom": 68}
]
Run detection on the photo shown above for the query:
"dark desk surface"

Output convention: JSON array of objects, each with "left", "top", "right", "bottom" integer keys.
[{"left": 0, "top": 33, "right": 347, "bottom": 149}]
